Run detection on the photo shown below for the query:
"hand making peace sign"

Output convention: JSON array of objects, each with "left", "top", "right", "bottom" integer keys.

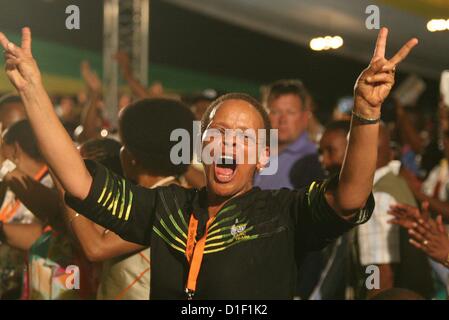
[
  {"left": 354, "top": 27, "right": 418, "bottom": 118},
  {"left": 0, "top": 27, "right": 42, "bottom": 92}
]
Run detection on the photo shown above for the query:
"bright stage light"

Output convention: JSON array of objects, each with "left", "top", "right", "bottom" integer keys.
[
  {"left": 427, "top": 19, "right": 449, "bottom": 32},
  {"left": 310, "top": 36, "right": 343, "bottom": 51}
]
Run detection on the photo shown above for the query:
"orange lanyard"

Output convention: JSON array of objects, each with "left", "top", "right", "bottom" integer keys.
[
  {"left": 185, "top": 213, "right": 214, "bottom": 299},
  {"left": 33, "top": 165, "right": 49, "bottom": 182},
  {"left": 0, "top": 200, "right": 21, "bottom": 222},
  {"left": 0, "top": 165, "right": 48, "bottom": 222}
]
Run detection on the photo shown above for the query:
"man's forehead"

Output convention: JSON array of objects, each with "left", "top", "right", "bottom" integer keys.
[{"left": 209, "top": 99, "right": 264, "bottom": 128}]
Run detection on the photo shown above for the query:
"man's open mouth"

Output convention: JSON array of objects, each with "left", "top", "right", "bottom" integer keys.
[{"left": 214, "top": 155, "right": 237, "bottom": 183}]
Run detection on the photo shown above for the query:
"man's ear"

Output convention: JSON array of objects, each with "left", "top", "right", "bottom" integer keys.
[{"left": 256, "top": 146, "right": 270, "bottom": 171}]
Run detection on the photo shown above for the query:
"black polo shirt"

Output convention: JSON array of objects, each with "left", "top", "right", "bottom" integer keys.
[{"left": 66, "top": 160, "right": 374, "bottom": 299}]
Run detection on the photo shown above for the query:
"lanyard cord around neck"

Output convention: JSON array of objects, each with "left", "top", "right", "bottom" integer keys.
[
  {"left": 0, "top": 165, "right": 48, "bottom": 222},
  {"left": 184, "top": 213, "right": 215, "bottom": 300}
]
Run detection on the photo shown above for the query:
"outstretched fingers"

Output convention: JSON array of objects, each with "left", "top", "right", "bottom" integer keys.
[
  {"left": 389, "top": 38, "right": 419, "bottom": 66},
  {"left": 21, "top": 27, "right": 32, "bottom": 55},
  {"left": 409, "top": 238, "right": 423, "bottom": 250},
  {"left": 0, "top": 33, "right": 22, "bottom": 58},
  {"left": 0, "top": 32, "right": 10, "bottom": 49},
  {"left": 390, "top": 203, "right": 420, "bottom": 219},
  {"left": 409, "top": 228, "right": 426, "bottom": 242},
  {"left": 372, "top": 27, "right": 388, "bottom": 61}
]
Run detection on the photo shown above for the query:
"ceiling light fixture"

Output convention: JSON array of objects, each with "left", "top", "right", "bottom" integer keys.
[
  {"left": 427, "top": 19, "right": 449, "bottom": 32},
  {"left": 310, "top": 36, "right": 344, "bottom": 51}
]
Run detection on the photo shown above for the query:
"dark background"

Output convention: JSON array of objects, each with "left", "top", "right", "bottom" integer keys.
[{"left": 0, "top": 0, "right": 439, "bottom": 119}]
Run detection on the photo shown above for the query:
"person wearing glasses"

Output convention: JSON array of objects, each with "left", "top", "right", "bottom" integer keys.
[{"left": 0, "top": 27, "right": 418, "bottom": 299}]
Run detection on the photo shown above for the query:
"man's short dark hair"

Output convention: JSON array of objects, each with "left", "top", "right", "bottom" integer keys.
[
  {"left": 265, "top": 79, "right": 308, "bottom": 109},
  {"left": 3, "top": 120, "right": 42, "bottom": 161},
  {"left": 324, "top": 120, "right": 351, "bottom": 137},
  {"left": 201, "top": 93, "right": 272, "bottom": 146},
  {"left": 0, "top": 94, "right": 23, "bottom": 110},
  {"left": 119, "top": 98, "right": 195, "bottom": 177}
]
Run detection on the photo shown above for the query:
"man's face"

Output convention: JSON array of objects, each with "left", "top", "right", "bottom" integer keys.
[
  {"left": 59, "top": 98, "right": 74, "bottom": 120},
  {"left": 202, "top": 99, "right": 267, "bottom": 198},
  {"left": 268, "top": 94, "right": 308, "bottom": 146},
  {"left": 0, "top": 102, "right": 26, "bottom": 130},
  {"left": 319, "top": 129, "right": 348, "bottom": 175}
]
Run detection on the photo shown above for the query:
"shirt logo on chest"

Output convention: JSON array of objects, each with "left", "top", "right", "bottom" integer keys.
[{"left": 230, "top": 219, "right": 248, "bottom": 240}]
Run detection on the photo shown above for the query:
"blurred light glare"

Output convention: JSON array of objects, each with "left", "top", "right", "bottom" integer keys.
[
  {"left": 427, "top": 19, "right": 449, "bottom": 32},
  {"left": 330, "top": 36, "right": 343, "bottom": 49},
  {"left": 100, "top": 129, "right": 109, "bottom": 137},
  {"left": 310, "top": 38, "right": 324, "bottom": 51},
  {"left": 310, "top": 36, "right": 343, "bottom": 51}
]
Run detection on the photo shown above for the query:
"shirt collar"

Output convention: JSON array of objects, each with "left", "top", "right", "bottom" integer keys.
[
  {"left": 192, "top": 186, "right": 260, "bottom": 221},
  {"left": 284, "top": 132, "right": 312, "bottom": 154},
  {"left": 373, "top": 160, "right": 401, "bottom": 185}
]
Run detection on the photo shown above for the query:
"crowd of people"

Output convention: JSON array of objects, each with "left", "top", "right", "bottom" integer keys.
[{"left": 0, "top": 26, "right": 446, "bottom": 300}]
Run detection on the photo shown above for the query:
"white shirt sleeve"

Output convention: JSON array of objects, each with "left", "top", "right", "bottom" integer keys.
[{"left": 358, "top": 191, "right": 400, "bottom": 266}]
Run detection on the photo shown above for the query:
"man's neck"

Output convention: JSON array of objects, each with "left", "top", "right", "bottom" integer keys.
[{"left": 206, "top": 184, "right": 253, "bottom": 218}]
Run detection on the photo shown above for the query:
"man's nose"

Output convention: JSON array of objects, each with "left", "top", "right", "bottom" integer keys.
[{"left": 278, "top": 113, "right": 288, "bottom": 124}]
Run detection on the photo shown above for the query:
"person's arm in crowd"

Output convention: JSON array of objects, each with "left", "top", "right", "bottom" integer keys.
[
  {"left": 0, "top": 28, "right": 92, "bottom": 200},
  {"left": 66, "top": 206, "right": 145, "bottom": 262},
  {"left": 326, "top": 28, "right": 418, "bottom": 217},
  {"left": 3, "top": 169, "right": 60, "bottom": 225},
  {"left": 395, "top": 99, "right": 426, "bottom": 154},
  {"left": 0, "top": 222, "right": 42, "bottom": 251},
  {"left": 389, "top": 202, "right": 449, "bottom": 268},
  {"left": 77, "top": 61, "right": 103, "bottom": 143},
  {"left": 50, "top": 171, "right": 145, "bottom": 262},
  {"left": 114, "top": 51, "right": 149, "bottom": 99},
  {"left": 0, "top": 28, "right": 164, "bottom": 246}
]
